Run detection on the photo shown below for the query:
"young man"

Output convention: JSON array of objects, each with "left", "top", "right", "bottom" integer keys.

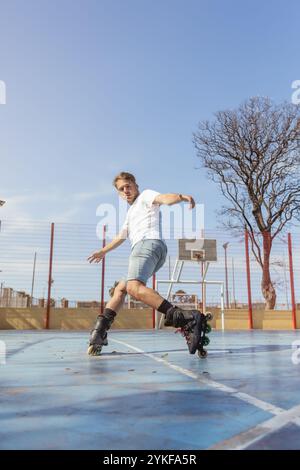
[{"left": 87, "top": 172, "right": 204, "bottom": 356}]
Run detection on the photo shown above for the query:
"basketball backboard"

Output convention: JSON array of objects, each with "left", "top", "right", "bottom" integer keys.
[{"left": 178, "top": 238, "right": 217, "bottom": 262}]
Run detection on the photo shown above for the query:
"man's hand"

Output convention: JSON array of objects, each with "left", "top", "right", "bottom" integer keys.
[
  {"left": 181, "top": 194, "right": 195, "bottom": 209},
  {"left": 87, "top": 249, "right": 105, "bottom": 264},
  {"left": 87, "top": 237, "right": 126, "bottom": 264}
]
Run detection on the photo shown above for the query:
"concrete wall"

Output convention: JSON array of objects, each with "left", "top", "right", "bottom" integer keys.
[
  {"left": 0, "top": 307, "right": 153, "bottom": 330},
  {"left": 213, "top": 309, "right": 300, "bottom": 330},
  {"left": 0, "top": 308, "right": 46, "bottom": 330},
  {"left": 0, "top": 307, "right": 299, "bottom": 330}
]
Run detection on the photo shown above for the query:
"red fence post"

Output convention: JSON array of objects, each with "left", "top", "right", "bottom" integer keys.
[
  {"left": 245, "top": 230, "right": 253, "bottom": 329},
  {"left": 45, "top": 222, "right": 55, "bottom": 329},
  {"left": 100, "top": 225, "right": 107, "bottom": 314},
  {"left": 152, "top": 274, "right": 156, "bottom": 329},
  {"left": 288, "top": 233, "right": 297, "bottom": 329}
]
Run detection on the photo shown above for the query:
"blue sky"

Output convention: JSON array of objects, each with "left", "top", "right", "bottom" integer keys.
[{"left": 0, "top": 0, "right": 299, "bottom": 228}]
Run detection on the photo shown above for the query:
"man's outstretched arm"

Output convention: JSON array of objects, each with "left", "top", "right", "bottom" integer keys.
[
  {"left": 87, "top": 235, "right": 126, "bottom": 264},
  {"left": 153, "top": 193, "right": 195, "bottom": 209}
]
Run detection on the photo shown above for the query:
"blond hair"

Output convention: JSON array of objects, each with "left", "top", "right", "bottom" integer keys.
[{"left": 113, "top": 172, "right": 137, "bottom": 188}]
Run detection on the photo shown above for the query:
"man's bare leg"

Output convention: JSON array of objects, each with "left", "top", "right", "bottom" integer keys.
[
  {"left": 126, "top": 280, "right": 165, "bottom": 309},
  {"left": 126, "top": 280, "right": 211, "bottom": 355},
  {"left": 106, "top": 280, "right": 127, "bottom": 312}
]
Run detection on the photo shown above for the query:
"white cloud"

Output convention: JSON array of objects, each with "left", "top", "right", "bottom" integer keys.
[{"left": 0, "top": 185, "right": 113, "bottom": 223}]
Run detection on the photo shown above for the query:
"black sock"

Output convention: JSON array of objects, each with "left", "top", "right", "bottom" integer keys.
[
  {"left": 103, "top": 308, "right": 117, "bottom": 321},
  {"left": 157, "top": 299, "right": 173, "bottom": 315}
]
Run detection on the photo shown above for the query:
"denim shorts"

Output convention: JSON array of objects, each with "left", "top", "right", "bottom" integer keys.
[{"left": 127, "top": 239, "right": 167, "bottom": 284}]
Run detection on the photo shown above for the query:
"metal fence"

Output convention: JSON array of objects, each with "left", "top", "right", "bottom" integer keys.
[{"left": 0, "top": 220, "right": 299, "bottom": 326}]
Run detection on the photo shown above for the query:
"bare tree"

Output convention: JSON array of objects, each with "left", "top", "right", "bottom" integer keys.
[{"left": 193, "top": 97, "right": 300, "bottom": 309}]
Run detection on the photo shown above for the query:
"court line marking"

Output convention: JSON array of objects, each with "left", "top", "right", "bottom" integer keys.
[
  {"left": 110, "top": 338, "right": 285, "bottom": 416},
  {"left": 210, "top": 403, "right": 300, "bottom": 450},
  {"left": 111, "top": 337, "right": 300, "bottom": 449}
]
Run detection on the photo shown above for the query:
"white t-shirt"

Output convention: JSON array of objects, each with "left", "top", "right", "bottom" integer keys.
[{"left": 119, "top": 189, "right": 163, "bottom": 248}]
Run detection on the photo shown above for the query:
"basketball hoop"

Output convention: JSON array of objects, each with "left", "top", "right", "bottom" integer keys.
[
  {"left": 191, "top": 250, "right": 205, "bottom": 261},
  {"left": 156, "top": 238, "right": 225, "bottom": 330}
]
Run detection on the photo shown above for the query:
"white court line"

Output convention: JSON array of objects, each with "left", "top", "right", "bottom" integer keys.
[
  {"left": 210, "top": 403, "right": 300, "bottom": 450},
  {"left": 111, "top": 337, "right": 300, "bottom": 449},
  {"left": 110, "top": 338, "right": 285, "bottom": 416}
]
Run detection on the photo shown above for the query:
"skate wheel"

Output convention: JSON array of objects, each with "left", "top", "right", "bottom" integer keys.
[
  {"left": 203, "top": 336, "right": 210, "bottom": 346},
  {"left": 205, "top": 324, "right": 212, "bottom": 334},
  {"left": 205, "top": 313, "right": 213, "bottom": 321},
  {"left": 87, "top": 345, "right": 102, "bottom": 356},
  {"left": 87, "top": 345, "right": 94, "bottom": 355},
  {"left": 198, "top": 349, "right": 207, "bottom": 358}
]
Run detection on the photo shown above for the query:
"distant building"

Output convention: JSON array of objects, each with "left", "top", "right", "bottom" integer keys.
[{"left": 0, "top": 287, "right": 30, "bottom": 308}]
